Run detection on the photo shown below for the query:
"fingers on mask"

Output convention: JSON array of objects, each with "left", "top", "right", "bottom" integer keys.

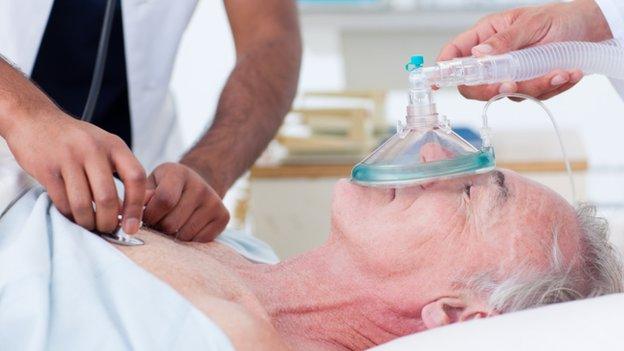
[
  {"left": 458, "top": 83, "right": 506, "bottom": 101},
  {"left": 508, "top": 69, "right": 583, "bottom": 101}
]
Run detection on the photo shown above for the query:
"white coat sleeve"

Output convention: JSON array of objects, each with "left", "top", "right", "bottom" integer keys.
[{"left": 595, "top": 0, "right": 624, "bottom": 99}]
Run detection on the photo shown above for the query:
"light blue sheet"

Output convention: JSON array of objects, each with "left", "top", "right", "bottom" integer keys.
[{"left": 0, "top": 187, "right": 238, "bottom": 351}]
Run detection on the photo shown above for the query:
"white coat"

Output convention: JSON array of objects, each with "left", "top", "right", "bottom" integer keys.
[
  {"left": 597, "top": 0, "right": 624, "bottom": 98},
  {"left": 0, "top": 0, "right": 200, "bottom": 170}
]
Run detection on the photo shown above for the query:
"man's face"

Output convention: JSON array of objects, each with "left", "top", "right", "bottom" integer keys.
[{"left": 330, "top": 169, "right": 582, "bottom": 309}]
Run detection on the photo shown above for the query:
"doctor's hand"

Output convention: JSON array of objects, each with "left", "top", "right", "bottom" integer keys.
[
  {"left": 143, "top": 163, "right": 230, "bottom": 242},
  {"left": 5, "top": 111, "right": 147, "bottom": 234},
  {"left": 438, "top": 0, "right": 612, "bottom": 101}
]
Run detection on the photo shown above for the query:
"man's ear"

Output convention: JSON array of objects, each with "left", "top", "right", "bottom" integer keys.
[{"left": 421, "top": 296, "right": 496, "bottom": 329}]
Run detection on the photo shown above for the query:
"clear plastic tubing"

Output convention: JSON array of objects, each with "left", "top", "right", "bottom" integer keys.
[{"left": 423, "top": 40, "right": 624, "bottom": 87}]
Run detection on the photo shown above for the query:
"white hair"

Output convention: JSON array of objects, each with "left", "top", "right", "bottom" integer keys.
[{"left": 469, "top": 203, "right": 624, "bottom": 313}]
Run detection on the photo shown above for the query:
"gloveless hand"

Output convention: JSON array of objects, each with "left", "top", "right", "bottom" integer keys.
[
  {"left": 4, "top": 110, "right": 147, "bottom": 234},
  {"left": 143, "top": 162, "right": 230, "bottom": 242},
  {"left": 438, "top": 0, "right": 613, "bottom": 101}
]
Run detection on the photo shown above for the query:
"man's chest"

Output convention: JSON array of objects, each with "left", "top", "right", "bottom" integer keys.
[{"left": 116, "top": 230, "right": 268, "bottom": 319}]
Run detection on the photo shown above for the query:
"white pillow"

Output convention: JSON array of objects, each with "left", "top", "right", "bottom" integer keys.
[{"left": 372, "top": 294, "right": 624, "bottom": 351}]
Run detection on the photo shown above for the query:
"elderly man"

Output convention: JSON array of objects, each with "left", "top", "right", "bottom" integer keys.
[{"left": 0, "top": 169, "right": 622, "bottom": 350}]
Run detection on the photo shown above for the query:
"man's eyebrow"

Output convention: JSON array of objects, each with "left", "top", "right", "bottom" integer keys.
[{"left": 492, "top": 170, "right": 509, "bottom": 202}]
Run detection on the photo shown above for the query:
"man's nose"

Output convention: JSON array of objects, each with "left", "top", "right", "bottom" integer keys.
[{"left": 419, "top": 142, "right": 455, "bottom": 163}]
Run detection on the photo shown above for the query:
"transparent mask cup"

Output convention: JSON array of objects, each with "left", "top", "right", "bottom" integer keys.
[
  {"left": 353, "top": 40, "right": 624, "bottom": 192},
  {"left": 351, "top": 56, "right": 495, "bottom": 187}
]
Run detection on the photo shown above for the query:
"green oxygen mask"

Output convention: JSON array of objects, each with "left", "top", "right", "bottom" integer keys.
[{"left": 351, "top": 56, "right": 496, "bottom": 187}]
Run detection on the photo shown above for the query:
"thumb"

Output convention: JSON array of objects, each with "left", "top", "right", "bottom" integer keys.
[{"left": 472, "top": 25, "right": 531, "bottom": 56}]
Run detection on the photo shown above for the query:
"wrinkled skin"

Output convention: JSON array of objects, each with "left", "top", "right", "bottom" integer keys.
[{"left": 329, "top": 168, "right": 583, "bottom": 328}]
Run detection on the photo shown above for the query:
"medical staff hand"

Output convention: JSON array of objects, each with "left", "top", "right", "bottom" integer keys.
[
  {"left": 143, "top": 163, "right": 230, "bottom": 242},
  {"left": 5, "top": 111, "right": 147, "bottom": 234},
  {"left": 438, "top": 0, "right": 612, "bottom": 101}
]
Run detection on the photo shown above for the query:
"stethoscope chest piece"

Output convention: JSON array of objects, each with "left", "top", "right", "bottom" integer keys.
[{"left": 98, "top": 229, "right": 145, "bottom": 246}]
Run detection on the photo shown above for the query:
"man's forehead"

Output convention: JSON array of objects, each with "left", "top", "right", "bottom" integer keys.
[{"left": 490, "top": 170, "right": 580, "bottom": 263}]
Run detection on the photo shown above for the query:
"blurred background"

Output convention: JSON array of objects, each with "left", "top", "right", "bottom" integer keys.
[{"left": 171, "top": 0, "right": 624, "bottom": 258}]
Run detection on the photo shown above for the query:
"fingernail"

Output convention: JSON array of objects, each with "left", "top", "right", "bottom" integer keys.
[
  {"left": 472, "top": 44, "right": 493, "bottom": 55},
  {"left": 499, "top": 82, "right": 516, "bottom": 93},
  {"left": 550, "top": 74, "right": 568, "bottom": 86},
  {"left": 123, "top": 218, "right": 140, "bottom": 234}
]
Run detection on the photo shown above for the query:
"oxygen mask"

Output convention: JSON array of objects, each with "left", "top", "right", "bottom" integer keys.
[{"left": 351, "top": 56, "right": 495, "bottom": 187}]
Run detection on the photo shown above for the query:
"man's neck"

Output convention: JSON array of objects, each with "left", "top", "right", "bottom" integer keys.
[{"left": 232, "top": 240, "right": 427, "bottom": 350}]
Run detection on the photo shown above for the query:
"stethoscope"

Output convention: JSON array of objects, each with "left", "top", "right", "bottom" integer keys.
[
  {"left": 84, "top": 0, "right": 144, "bottom": 246},
  {"left": 1, "top": 0, "right": 143, "bottom": 246}
]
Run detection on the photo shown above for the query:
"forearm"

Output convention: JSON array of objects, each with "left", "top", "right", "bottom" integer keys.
[
  {"left": 181, "top": 25, "right": 301, "bottom": 196},
  {"left": 0, "top": 57, "right": 58, "bottom": 138}
]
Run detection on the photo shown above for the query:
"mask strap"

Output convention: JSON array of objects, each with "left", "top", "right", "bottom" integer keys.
[{"left": 480, "top": 93, "right": 577, "bottom": 203}]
